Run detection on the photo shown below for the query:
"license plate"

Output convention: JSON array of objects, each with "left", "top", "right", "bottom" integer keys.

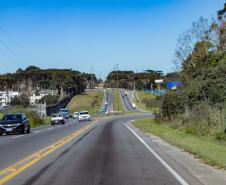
[{"left": 6, "top": 128, "right": 12, "bottom": 132}]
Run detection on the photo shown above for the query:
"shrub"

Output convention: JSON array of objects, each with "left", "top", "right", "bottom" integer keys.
[
  {"left": 36, "top": 94, "right": 59, "bottom": 105},
  {"left": 10, "top": 94, "right": 30, "bottom": 107},
  {"left": 161, "top": 92, "right": 185, "bottom": 120},
  {"left": 26, "top": 111, "right": 45, "bottom": 127}
]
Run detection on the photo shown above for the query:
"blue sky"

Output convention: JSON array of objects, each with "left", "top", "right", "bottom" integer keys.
[{"left": 0, "top": 0, "right": 225, "bottom": 78}]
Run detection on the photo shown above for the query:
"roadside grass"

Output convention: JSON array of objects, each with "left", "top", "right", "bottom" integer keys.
[
  {"left": 67, "top": 91, "right": 103, "bottom": 115},
  {"left": 112, "top": 89, "right": 124, "bottom": 113},
  {"left": 135, "top": 91, "right": 160, "bottom": 112},
  {"left": 133, "top": 118, "right": 226, "bottom": 169},
  {"left": 0, "top": 113, "right": 3, "bottom": 119}
]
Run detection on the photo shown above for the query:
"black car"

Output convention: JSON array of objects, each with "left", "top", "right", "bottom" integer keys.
[{"left": 0, "top": 113, "right": 30, "bottom": 135}]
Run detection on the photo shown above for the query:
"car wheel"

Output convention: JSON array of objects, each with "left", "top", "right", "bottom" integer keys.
[
  {"left": 61, "top": 120, "right": 65, "bottom": 124},
  {"left": 26, "top": 125, "right": 30, "bottom": 134},
  {"left": 6, "top": 132, "right": 9, "bottom": 135},
  {"left": 21, "top": 126, "right": 25, "bottom": 134}
]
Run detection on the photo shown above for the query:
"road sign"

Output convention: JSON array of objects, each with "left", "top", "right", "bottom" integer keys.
[{"left": 155, "top": 79, "right": 163, "bottom": 83}]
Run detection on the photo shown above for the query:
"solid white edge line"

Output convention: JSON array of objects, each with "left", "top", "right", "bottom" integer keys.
[{"left": 123, "top": 123, "right": 189, "bottom": 185}]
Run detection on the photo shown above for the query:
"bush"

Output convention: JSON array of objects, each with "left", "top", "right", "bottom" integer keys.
[
  {"left": 26, "top": 111, "right": 45, "bottom": 127},
  {"left": 171, "top": 103, "right": 226, "bottom": 136},
  {"left": 10, "top": 94, "right": 30, "bottom": 107},
  {"left": 161, "top": 92, "right": 185, "bottom": 120},
  {"left": 36, "top": 94, "right": 59, "bottom": 105}
]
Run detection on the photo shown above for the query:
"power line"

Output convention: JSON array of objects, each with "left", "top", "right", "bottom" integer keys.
[
  {"left": 0, "top": 39, "right": 30, "bottom": 66},
  {"left": 0, "top": 25, "right": 33, "bottom": 67},
  {"left": 0, "top": 48, "right": 22, "bottom": 68}
]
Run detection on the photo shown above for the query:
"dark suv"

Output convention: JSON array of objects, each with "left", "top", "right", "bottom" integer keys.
[{"left": 0, "top": 113, "right": 30, "bottom": 135}]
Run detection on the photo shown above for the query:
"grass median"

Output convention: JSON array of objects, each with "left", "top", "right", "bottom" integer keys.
[
  {"left": 133, "top": 118, "right": 226, "bottom": 169},
  {"left": 112, "top": 89, "right": 124, "bottom": 113},
  {"left": 67, "top": 90, "right": 103, "bottom": 115}
]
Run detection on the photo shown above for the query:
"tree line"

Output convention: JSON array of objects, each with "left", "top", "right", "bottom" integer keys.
[
  {"left": 104, "top": 70, "right": 164, "bottom": 90},
  {"left": 0, "top": 66, "right": 98, "bottom": 106}
]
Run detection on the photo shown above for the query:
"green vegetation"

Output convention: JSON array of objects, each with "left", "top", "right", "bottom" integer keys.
[
  {"left": 10, "top": 94, "right": 30, "bottom": 107},
  {"left": 36, "top": 94, "right": 59, "bottom": 105},
  {"left": 104, "top": 70, "right": 163, "bottom": 90},
  {"left": 144, "top": 4, "right": 226, "bottom": 142},
  {"left": 0, "top": 66, "right": 99, "bottom": 99},
  {"left": 67, "top": 91, "right": 103, "bottom": 115},
  {"left": 135, "top": 91, "right": 161, "bottom": 112},
  {"left": 112, "top": 89, "right": 124, "bottom": 113},
  {"left": 133, "top": 118, "right": 226, "bottom": 169},
  {"left": 0, "top": 113, "right": 3, "bottom": 119}
]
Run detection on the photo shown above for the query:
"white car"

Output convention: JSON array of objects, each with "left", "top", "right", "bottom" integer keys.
[
  {"left": 51, "top": 114, "right": 65, "bottom": 125},
  {"left": 132, "top": 103, "right": 136, "bottom": 109},
  {"left": 73, "top": 112, "right": 79, "bottom": 119},
  {"left": 79, "top": 111, "right": 91, "bottom": 122}
]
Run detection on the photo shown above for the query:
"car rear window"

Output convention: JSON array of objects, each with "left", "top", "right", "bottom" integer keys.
[{"left": 80, "top": 112, "right": 89, "bottom": 115}]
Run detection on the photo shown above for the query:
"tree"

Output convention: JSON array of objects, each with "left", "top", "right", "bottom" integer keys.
[{"left": 10, "top": 94, "right": 30, "bottom": 107}]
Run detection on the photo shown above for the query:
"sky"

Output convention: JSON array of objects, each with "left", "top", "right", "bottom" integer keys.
[{"left": 0, "top": 0, "right": 225, "bottom": 79}]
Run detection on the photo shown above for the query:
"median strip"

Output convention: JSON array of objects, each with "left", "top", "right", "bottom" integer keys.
[{"left": 0, "top": 121, "right": 97, "bottom": 185}]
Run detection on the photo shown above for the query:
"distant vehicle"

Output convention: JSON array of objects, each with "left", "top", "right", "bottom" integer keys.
[
  {"left": 99, "top": 107, "right": 108, "bottom": 114},
  {"left": 59, "top": 108, "right": 70, "bottom": 119},
  {"left": 0, "top": 113, "right": 30, "bottom": 135},
  {"left": 79, "top": 111, "right": 91, "bottom": 121},
  {"left": 103, "top": 89, "right": 106, "bottom": 93},
  {"left": 51, "top": 113, "right": 65, "bottom": 125},
  {"left": 132, "top": 103, "right": 136, "bottom": 109},
  {"left": 73, "top": 112, "right": 79, "bottom": 119},
  {"left": 124, "top": 90, "right": 128, "bottom": 96}
]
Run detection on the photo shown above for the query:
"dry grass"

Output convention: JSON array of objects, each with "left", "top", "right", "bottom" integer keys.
[
  {"left": 135, "top": 91, "right": 160, "bottom": 112},
  {"left": 67, "top": 91, "right": 103, "bottom": 115}
]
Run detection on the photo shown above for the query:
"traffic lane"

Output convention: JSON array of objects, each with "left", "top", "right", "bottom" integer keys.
[
  {"left": 15, "top": 117, "right": 180, "bottom": 185},
  {"left": 120, "top": 89, "right": 137, "bottom": 112},
  {"left": 0, "top": 118, "right": 74, "bottom": 143},
  {"left": 106, "top": 89, "right": 113, "bottom": 111},
  {"left": 0, "top": 118, "right": 91, "bottom": 170}
]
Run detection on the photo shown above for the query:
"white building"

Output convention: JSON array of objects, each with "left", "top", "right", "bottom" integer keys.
[
  {"left": 29, "top": 90, "right": 58, "bottom": 105},
  {"left": 0, "top": 91, "right": 20, "bottom": 107}
]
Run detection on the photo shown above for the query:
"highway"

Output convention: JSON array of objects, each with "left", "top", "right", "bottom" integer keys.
[
  {"left": 0, "top": 114, "right": 205, "bottom": 185},
  {"left": 0, "top": 89, "right": 203, "bottom": 185}
]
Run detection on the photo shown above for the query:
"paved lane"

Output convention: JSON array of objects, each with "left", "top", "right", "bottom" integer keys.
[
  {"left": 119, "top": 89, "right": 138, "bottom": 112},
  {"left": 0, "top": 119, "right": 90, "bottom": 170},
  {"left": 106, "top": 88, "right": 113, "bottom": 112}
]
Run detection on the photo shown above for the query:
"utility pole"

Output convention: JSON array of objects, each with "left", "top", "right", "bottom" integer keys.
[{"left": 116, "top": 64, "right": 119, "bottom": 113}]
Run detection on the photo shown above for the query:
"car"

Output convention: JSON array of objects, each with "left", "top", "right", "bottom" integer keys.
[
  {"left": 51, "top": 113, "right": 65, "bottom": 125},
  {"left": 0, "top": 113, "right": 30, "bottom": 135},
  {"left": 132, "top": 103, "right": 136, "bottom": 109},
  {"left": 59, "top": 108, "right": 70, "bottom": 119},
  {"left": 99, "top": 107, "right": 109, "bottom": 114},
  {"left": 73, "top": 112, "right": 79, "bottom": 119},
  {"left": 79, "top": 111, "right": 91, "bottom": 121}
]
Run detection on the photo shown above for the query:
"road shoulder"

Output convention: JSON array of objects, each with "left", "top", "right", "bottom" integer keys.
[{"left": 127, "top": 121, "right": 226, "bottom": 185}]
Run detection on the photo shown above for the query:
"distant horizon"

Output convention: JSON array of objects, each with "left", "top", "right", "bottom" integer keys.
[{"left": 0, "top": 0, "right": 225, "bottom": 78}]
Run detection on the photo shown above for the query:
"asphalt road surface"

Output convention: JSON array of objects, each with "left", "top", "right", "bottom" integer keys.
[
  {"left": 0, "top": 114, "right": 203, "bottom": 185},
  {"left": 105, "top": 88, "right": 113, "bottom": 111}
]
